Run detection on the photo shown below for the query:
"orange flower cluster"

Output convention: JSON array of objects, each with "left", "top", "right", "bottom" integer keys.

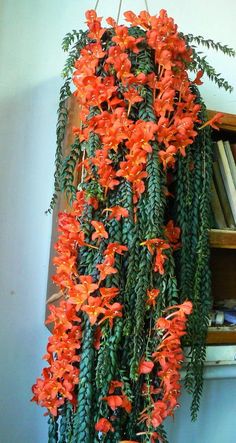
[
  {"left": 72, "top": 9, "right": 206, "bottom": 205},
  {"left": 32, "top": 197, "right": 86, "bottom": 416},
  {"left": 139, "top": 301, "right": 192, "bottom": 431},
  {"left": 32, "top": 189, "right": 128, "bottom": 415},
  {"left": 31, "top": 301, "right": 81, "bottom": 416}
]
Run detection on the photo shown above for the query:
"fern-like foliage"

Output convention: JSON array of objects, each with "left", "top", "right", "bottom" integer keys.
[
  {"left": 46, "top": 30, "right": 88, "bottom": 213},
  {"left": 61, "top": 138, "right": 81, "bottom": 204},
  {"left": 62, "top": 30, "right": 82, "bottom": 52},
  {"left": 62, "top": 30, "right": 88, "bottom": 78},
  {"left": 184, "top": 33, "right": 235, "bottom": 56},
  {"left": 179, "top": 32, "right": 235, "bottom": 92},
  {"left": 190, "top": 49, "right": 233, "bottom": 92}
]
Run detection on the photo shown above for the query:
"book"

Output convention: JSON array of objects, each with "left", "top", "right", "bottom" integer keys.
[
  {"left": 230, "top": 143, "right": 236, "bottom": 164},
  {"left": 215, "top": 140, "right": 236, "bottom": 224},
  {"left": 213, "top": 161, "right": 235, "bottom": 228},
  {"left": 210, "top": 179, "right": 227, "bottom": 229},
  {"left": 224, "top": 141, "right": 236, "bottom": 187}
]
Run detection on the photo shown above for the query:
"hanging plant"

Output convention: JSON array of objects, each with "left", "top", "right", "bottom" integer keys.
[{"left": 32, "top": 8, "right": 234, "bottom": 443}]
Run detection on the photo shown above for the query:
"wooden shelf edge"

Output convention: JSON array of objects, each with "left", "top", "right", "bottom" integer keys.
[
  {"left": 209, "top": 229, "right": 236, "bottom": 249},
  {"left": 207, "top": 328, "right": 236, "bottom": 345},
  {"left": 207, "top": 109, "right": 236, "bottom": 132}
]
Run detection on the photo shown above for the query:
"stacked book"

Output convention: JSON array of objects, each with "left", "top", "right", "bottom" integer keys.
[{"left": 211, "top": 140, "right": 236, "bottom": 229}]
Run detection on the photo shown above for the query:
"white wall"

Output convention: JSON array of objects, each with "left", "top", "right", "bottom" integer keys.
[{"left": 0, "top": 1, "right": 235, "bottom": 442}]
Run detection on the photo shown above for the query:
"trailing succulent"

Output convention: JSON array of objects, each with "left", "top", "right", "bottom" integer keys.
[{"left": 32, "top": 8, "right": 234, "bottom": 443}]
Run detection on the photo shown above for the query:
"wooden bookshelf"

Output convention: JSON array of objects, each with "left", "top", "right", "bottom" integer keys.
[{"left": 206, "top": 110, "right": 236, "bottom": 345}]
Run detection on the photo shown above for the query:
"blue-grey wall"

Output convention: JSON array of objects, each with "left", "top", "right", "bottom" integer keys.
[{"left": 0, "top": 1, "right": 235, "bottom": 442}]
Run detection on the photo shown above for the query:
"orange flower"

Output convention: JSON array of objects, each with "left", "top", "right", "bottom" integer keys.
[
  {"left": 103, "top": 205, "right": 129, "bottom": 221},
  {"left": 91, "top": 221, "right": 109, "bottom": 241},
  {"left": 53, "top": 255, "right": 76, "bottom": 276},
  {"left": 138, "top": 359, "right": 154, "bottom": 374},
  {"left": 45, "top": 301, "right": 78, "bottom": 332},
  {"left": 141, "top": 238, "right": 170, "bottom": 274},
  {"left": 108, "top": 380, "right": 123, "bottom": 393},
  {"left": 102, "top": 395, "right": 123, "bottom": 410},
  {"left": 85, "top": 10, "right": 105, "bottom": 41},
  {"left": 110, "top": 53, "right": 132, "bottom": 82},
  {"left": 98, "top": 165, "right": 120, "bottom": 194},
  {"left": 106, "top": 16, "right": 117, "bottom": 27},
  {"left": 164, "top": 300, "right": 193, "bottom": 317},
  {"left": 58, "top": 212, "right": 81, "bottom": 234},
  {"left": 193, "top": 70, "right": 204, "bottom": 85},
  {"left": 121, "top": 395, "right": 132, "bottom": 413},
  {"left": 164, "top": 220, "right": 181, "bottom": 245},
  {"left": 96, "top": 257, "right": 118, "bottom": 282},
  {"left": 71, "top": 275, "right": 98, "bottom": 297},
  {"left": 98, "top": 302, "right": 123, "bottom": 328},
  {"left": 140, "top": 238, "right": 169, "bottom": 255},
  {"left": 146, "top": 288, "right": 160, "bottom": 307},
  {"left": 72, "top": 191, "right": 86, "bottom": 216},
  {"left": 200, "top": 112, "right": 224, "bottom": 130},
  {"left": 68, "top": 276, "right": 98, "bottom": 311},
  {"left": 100, "top": 287, "right": 120, "bottom": 303},
  {"left": 154, "top": 249, "right": 168, "bottom": 275},
  {"left": 112, "top": 25, "right": 143, "bottom": 53},
  {"left": 104, "top": 242, "right": 128, "bottom": 257},
  {"left": 123, "top": 10, "right": 141, "bottom": 27},
  {"left": 95, "top": 418, "right": 114, "bottom": 433},
  {"left": 123, "top": 88, "right": 143, "bottom": 114},
  {"left": 81, "top": 296, "right": 105, "bottom": 325},
  {"left": 158, "top": 146, "right": 177, "bottom": 170}
]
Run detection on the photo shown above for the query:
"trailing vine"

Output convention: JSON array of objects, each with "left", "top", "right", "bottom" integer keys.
[
  {"left": 47, "top": 30, "right": 89, "bottom": 213},
  {"left": 33, "top": 8, "right": 234, "bottom": 443}
]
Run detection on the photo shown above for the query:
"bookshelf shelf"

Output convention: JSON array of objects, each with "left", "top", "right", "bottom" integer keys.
[
  {"left": 209, "top": 229, "right": 236, "bottom": 249},
  {"left": 207, "top": 110, "right": 236, "bottom": 345},
  {"left": 207, "top": 326, "right": 236, "bottom": 345}
]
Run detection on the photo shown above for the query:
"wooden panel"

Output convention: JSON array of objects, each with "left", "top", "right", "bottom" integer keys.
[
  {"left": 209, "top": 229, "right": 236, "bottom": 249},
  {"left": 211, "top": 248, "right": 236, "bottom": 302},
  {"left": 207, "top": 109, "right": 236, "bottom": 132}
]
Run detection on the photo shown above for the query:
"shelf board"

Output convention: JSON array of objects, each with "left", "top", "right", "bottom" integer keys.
[
  {"left": 207, "top": 327, "right": 236, "bottom": 345},
  {"left": 209, "top": 229, "right": 236, "bottom": 249},
  {"left": 207, "top": 109, "right": 236, "bottom": 132}
]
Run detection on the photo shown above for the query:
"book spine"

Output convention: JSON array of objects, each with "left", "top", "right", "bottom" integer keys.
[
  {"left": 224, "top": 141, "right": 236, "bottom": 188},
  {"left": 230, "top": 143, "right": 236, "bottom": 164},
  {"left": 210, "top": 179, "right": 227, "bottom": 229},
  {"left": 213, "top": 161, "right": 235, "bottom": 228},
  {"left": 215, "top": 141, "right": 236, "bottom": 224}
]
